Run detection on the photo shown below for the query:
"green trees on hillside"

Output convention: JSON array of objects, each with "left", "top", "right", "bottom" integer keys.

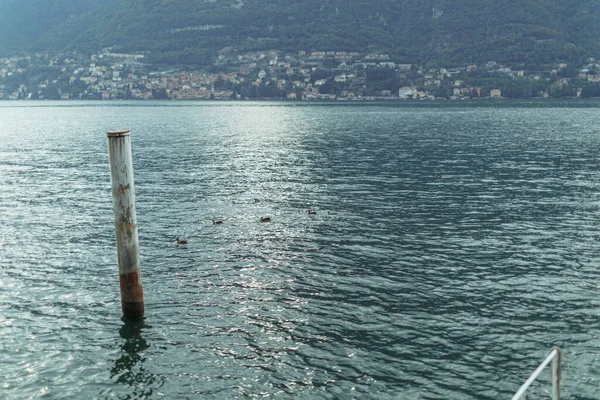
[{"left": 1, "top": 0, "right": 600, "bottom": 67}]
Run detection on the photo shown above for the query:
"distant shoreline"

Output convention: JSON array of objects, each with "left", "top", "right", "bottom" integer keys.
[
  {"left": 2, "top": 97, "right": 600, "bottom": 102},
  {"left": 3, "top": 98, "right": 600, "bottom": 111}
]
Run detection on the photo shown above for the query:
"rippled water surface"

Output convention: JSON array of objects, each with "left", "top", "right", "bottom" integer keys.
[{"left": 2, "top": 101, "right": 600, "bottom": 399}]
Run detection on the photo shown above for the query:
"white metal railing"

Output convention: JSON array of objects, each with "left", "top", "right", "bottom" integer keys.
[{"left": 511, "top": 347, "right": 561, "bottom": 400}]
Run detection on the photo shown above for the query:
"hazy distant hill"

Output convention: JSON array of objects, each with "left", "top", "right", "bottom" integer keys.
[
  {"left": 0, "top": 0, "right": 116, "bottom": 56},
  {"left": 2, "top": 0, "right": 599, "bottom": 67}
]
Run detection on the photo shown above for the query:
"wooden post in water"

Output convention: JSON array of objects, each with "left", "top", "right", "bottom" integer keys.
[{"left": 107, "top": 130, "right": 144, "bottom": 317}]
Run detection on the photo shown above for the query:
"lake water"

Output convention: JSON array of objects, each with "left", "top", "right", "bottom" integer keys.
[{"left": 1, "top": 100, "right": 600, "bottom": 399}]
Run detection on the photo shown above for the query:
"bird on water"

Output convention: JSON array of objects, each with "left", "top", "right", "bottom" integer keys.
[
  {"left": 308, "top": 210, "right": 317, "bottom": 214},
  {"left": 261, "top": 217, "right": 271, "bottom": 222},
  {"left": 212, "top": 219, "right": 223, "bottom": 225},
  {"left": 175, "top": 236, "right": 188, "bottom": 245}
]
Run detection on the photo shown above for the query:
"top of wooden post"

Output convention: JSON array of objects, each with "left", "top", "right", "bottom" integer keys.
[{"left": 107, "top": 130, "right": 131, "bottom": 137}]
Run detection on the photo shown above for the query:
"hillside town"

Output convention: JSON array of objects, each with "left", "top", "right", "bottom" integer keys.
[{"left": 1, "top": 47, "right": 600, "bottom": 101}]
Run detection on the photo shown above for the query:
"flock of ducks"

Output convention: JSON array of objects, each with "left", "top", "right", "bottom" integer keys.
[{"left": 174, "top": 209, "right": 335, "bottom": 245}]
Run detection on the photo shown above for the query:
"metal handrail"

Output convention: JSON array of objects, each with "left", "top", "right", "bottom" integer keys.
[{"left": 511, "top": 347, "right": 561, "bottom": 400}]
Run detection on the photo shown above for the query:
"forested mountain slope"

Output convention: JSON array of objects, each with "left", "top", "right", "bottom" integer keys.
[
  {"left": 0, "top": 0, "right": 118, "bottom": 56},
  {"left": 2, "top": 0, "right": 599, "bottom": 67}
]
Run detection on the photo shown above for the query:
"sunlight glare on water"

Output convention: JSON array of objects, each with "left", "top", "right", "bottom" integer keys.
[{"left": 1, "top": 101, "right": 600, "bottom": 399}]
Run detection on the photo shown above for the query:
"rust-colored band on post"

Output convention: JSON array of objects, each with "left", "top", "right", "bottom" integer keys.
[{"left": 120, "top": 271, "right": 144, "bottom": 316}]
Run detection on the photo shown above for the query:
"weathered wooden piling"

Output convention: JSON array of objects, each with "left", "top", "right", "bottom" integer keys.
[{"left": 107, "top": 130, "right": 144, "bottom": 317}]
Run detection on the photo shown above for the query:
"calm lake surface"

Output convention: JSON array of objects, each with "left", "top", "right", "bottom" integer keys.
[{"left": 1, "top": 100, "right": 600, "bottom": 399}]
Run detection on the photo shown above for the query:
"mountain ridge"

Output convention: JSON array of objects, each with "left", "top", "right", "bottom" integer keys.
[{"left": 1, "top": 0, "right": 599, "bottom": 67}]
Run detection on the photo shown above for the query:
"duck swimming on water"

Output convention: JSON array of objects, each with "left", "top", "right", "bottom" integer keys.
[
  {"left": 212, "top": 219, "right": 223, "bottom": 225},
  {"left": 175, "top": 236, "right": 188, "bottom": 245},
  {"left": 260, "top": 217, "right": 271, "bottom": 222}
]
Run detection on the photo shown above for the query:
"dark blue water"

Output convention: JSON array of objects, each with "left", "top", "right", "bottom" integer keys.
[{"left": 1, "top": 101, "right": 600, "bottom": 399}]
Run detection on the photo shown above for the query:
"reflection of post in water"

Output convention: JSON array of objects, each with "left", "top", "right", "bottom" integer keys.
[{"left": 111, "top": 317, "right": 152, "bottom": 389}]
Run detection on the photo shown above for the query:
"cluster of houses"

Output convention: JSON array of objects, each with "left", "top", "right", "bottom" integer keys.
[{"left": 1, "top": 47, "right": 600, "bottom": 100}]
